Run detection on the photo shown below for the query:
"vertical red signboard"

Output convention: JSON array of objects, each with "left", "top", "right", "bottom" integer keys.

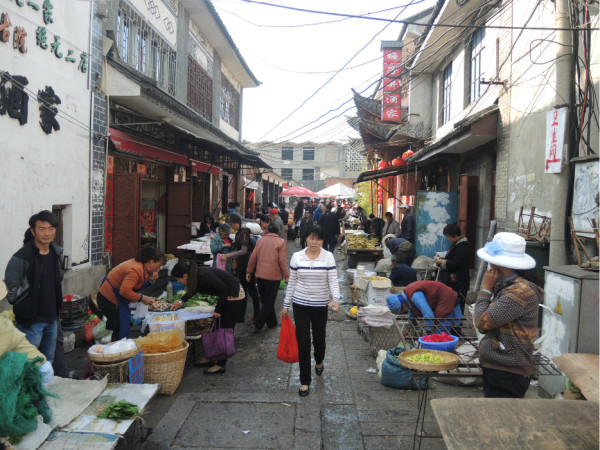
[{"left": 382, "top": 43, "right": 403, "bottom": 122}]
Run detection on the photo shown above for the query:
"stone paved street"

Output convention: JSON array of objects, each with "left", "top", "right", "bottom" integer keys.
[
  {"left": 136, "top": 243, "right": 493, "bottom": 450},
  {"left": 62, "top": 241, "right": 540, "bottom": 449}
]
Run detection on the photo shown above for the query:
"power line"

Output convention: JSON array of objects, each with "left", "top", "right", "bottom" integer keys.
[
  {"left": 238, "top": 0, "right": 598, "bottom": 31},
  {"left": 255, "top": 0, "right": 420, "bottom": 141}
]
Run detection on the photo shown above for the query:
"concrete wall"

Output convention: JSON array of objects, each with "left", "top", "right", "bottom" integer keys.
[
  {"left": 0, "top": 1, "right": 94, "bottom": 273},
  {"left": 496, "top": 1, "right": 561, "bottom": 232}
]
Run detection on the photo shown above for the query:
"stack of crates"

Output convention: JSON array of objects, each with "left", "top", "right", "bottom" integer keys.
[{"left": 60, "top": 295, "right": 89, "bottom": 347}]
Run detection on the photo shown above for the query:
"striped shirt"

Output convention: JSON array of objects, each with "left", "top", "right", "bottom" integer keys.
[{"left": 284, "top": 248, "right": 340, "bottom": 308}]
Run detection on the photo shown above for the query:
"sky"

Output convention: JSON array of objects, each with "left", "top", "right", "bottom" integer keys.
[{"left": 211, "top": 0, "right": 436, "bottom": 145}]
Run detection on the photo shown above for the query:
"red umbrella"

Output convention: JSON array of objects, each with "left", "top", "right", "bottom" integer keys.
[{"left": 280, "top": 185, "right": 318, "bottom": 197}]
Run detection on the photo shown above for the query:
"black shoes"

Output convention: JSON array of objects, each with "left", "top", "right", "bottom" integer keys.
[
  {"left": 315, "top": 364, "right": 324, "bottom": 376},
  {"left": 299, "top": 386, "right": 310, "bottom": 397},
  {"left": 247, "top": 323, "right": 260, "bottom": 334}
]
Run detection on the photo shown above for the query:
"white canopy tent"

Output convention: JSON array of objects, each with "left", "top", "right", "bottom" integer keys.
[{"left": 317, "top": 182, "right": 357, "bottom": 199}]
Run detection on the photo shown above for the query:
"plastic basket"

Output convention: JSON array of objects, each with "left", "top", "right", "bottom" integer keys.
[
  {"left": 185, "top": 317, "right": 213, "bottom": 336},
  {"left": 60, "top": 296, "right": 89, "bottom": 323},
  {"left": 143, "top": 341, "right": 189, "bottom": 395},
  {"left": 418, "top": 335, "right": 459, "bottom": 352},
  {"left": 148, "top": 319, "right": 186, "bottom": 334}
]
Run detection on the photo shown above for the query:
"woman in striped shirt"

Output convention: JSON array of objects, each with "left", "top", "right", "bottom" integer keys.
[{"left": 281, "top": 225, "right": 340, "bottom": 397}]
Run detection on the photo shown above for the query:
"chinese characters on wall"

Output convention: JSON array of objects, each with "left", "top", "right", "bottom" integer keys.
[{"left": 0, "top": 0, "right": 87, "bottom": 133}]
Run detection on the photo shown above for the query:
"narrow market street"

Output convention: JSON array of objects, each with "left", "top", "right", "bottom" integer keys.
[{"left": 117, "top": 242, "right": 497, "bottom": 450}]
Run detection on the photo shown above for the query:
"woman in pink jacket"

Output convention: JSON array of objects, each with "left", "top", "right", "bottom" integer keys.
[{"left": 246, "top": 222, "right": 289, "bottom": 332}]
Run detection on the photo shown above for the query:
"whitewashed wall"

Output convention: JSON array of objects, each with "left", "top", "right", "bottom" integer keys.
[{"left": 0, "top": 0, "right": 92, "bottom": 272}]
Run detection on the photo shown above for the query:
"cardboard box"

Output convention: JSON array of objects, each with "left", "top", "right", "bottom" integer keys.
[{"left": 355, "top": 277, "right": 392, "bottom": 306}]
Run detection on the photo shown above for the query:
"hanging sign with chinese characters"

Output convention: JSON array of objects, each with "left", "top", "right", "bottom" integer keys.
[
  {"left": 544, "top": 107, "right": 567, "bottom": 173},
  {"left": 381, "top": 42, "right": 403, "bottom": 123}
]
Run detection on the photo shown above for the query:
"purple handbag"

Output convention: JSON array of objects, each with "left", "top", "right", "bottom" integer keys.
[{"left": 202, "top": 318, "right": 236, "bottom": 361}]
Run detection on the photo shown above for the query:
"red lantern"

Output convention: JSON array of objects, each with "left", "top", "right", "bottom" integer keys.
[
  {"left": 392, "top": 157, "right": 405, "bottom": 166},
  {"left": 402, "top": 150, "right": 415, "bottom": 160},
  {"left": 378, "top": 160, "right": 387, "bottom": 169}
]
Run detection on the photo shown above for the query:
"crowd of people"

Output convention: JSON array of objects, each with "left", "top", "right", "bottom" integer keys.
[{"left": 2, "top": 203, "right": 545, "bottom": 401}]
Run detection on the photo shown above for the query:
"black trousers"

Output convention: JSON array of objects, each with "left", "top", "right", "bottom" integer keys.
[
  {"left": 254, "top": 278, "right": 280, "bottom": 330},
  {"left": 214, "top": 300, "right": 244, "bottom": 367},
  {"left": 238, "top": 269, "right": 260, "bottom": 319},
  {"left": 482, "top": 367, "right": 530, "bottom": 398},
  {"left": 293, "top": 303, "right": 328, "bottom": 386},
  {"left": 97, "top": 292, "right": 120, "bottom": 342}
]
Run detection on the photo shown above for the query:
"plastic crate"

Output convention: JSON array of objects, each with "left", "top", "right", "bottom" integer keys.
[
  {"left": 60, "top": 296, "right": 89, "bottom": 323},
  {"left": 148, "top": 319, "right": 186, "bottom": 334}
]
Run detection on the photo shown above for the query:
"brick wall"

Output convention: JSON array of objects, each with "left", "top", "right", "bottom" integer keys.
[{"left": 90, "top": 2, "right": 107, "bottom": 266}]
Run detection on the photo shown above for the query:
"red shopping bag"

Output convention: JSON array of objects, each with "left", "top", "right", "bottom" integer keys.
[
  {"left": 277, "top": 316, "right": 299, "bottom": 363},
  {"left": 84, "top": 317, "right": 101, "bottom": 344}
]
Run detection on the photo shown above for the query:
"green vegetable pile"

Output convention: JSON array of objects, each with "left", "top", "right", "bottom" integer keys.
[
  {"left": 164, "top": 291, "right": 218, "bottom": 307},
  {"left": 97, "top": 400, "right": 140, "bottom": 422}
]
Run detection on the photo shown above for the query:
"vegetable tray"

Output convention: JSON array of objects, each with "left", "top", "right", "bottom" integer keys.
[{"left": 396, "top": 349, "right": 460, "bottom": 372}]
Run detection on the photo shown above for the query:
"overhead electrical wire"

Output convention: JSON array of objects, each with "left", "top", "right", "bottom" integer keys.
[
  {"left": 255, "top": 0, "right": 420, "bottom": 141},
  {"left": 238, "top": 0, "right": 598, "bottom": 31}
]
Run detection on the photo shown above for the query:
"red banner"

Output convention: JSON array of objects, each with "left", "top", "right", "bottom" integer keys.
[
  {"left": 105, "top": 156, "right": 114, "bottom": 253},
  {"left": 382, "top": 44, "right": 403, "bottom": 123}
]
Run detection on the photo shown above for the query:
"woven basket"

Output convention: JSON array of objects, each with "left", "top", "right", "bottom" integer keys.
[
  {"left": 92, "top": 359, "right": 130, "bottom": 383},
  {"left": 396, "top": 349, "right": 459, "bottom": 372},
  {"left": 143, "top": 341, "right": 189, "bottom": 395},
  {"left": 88, "top": 344, "right": 140, "bottom": 363}
]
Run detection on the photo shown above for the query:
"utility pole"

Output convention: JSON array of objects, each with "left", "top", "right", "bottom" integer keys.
[{"left": 548, "top": 0, "right": 573, "bottom": 266}]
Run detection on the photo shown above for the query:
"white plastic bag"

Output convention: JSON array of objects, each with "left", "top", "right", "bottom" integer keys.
[
  {"left": 376, "top": 349, "right": 387, "bottom": 378},
  {"left": 133, "top": 302, "right": 149, "bottom": 320}
]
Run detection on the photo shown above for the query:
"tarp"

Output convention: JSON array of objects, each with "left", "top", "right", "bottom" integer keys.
[{"left": 317, "top": 182, "right": 356, "bottom": 199}]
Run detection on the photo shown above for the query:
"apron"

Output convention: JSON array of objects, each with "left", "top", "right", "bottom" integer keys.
[{"left": 101, "top": 275, "right": 150, "bottom": 340}]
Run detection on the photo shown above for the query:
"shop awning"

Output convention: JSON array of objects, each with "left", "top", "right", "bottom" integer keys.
[
  {"left": 408, "top": 106, "right": 498, "bottom": 163},
  {"left": 190, "top": 159, "right": 219, "bottom": 175},
  {"left": 109, "top": 128, "right": 189, "bottom": 166},
  {"left": 354, "top": 164, "right": 413, "bottom": 184}
]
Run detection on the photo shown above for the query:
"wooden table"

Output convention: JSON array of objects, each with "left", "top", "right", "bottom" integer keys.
[
  {"left": 431, "top": 398, "right": 599, "bottom": 450},
  {"left": 553, "top": 354, "right": 599, "bottom": 402}
]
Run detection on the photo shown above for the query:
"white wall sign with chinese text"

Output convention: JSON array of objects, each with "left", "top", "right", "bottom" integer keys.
[{"left": 545, "top": 107, "right": 567, "bottom": 173}]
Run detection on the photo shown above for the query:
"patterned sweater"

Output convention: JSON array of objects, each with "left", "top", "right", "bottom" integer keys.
[{"left": 474, "top": 273, "right": 543, "bottom": 376}]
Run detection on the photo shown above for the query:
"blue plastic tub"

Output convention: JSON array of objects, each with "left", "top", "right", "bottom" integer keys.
[{"left": 418, "top": 335, "right": 459, "bottom": 352}]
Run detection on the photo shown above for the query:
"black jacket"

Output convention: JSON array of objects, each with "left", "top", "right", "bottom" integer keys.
[
  {"left": 318, "top": 211, "right": 340, "bottom": 237},
  {"left": 183, "top": 267, "right": 241, "bottom": 315},
  {"left": 399, "top": 213, "right": 415, "bottom": 243},
  {"left": 440, "top": 238, "right": 471, "bottom": 295},
  {"left": 4, "top": 240, "right": 63, "bottom": 325}
]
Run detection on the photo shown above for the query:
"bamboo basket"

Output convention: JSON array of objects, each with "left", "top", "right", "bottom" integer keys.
[
  {"left": 396, "top": 349, "right": 460, "bottom": 372},
  {"left": 143, "top": 341, "right": 189, "bottom": 395},
  {"left": 92, "top": 359, "right": 131, "bottom": 383},
  {"left": 88, "top": 344, "right": 140, "bottom": 363}
]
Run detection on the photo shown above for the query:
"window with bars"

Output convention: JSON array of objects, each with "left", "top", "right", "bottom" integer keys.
[
  {"left": 302, "top": 169, "right": 314, "bottom": 181},
  {"left": 470, "top": 29, "right": 485, "bottom": 103},
  {"left": 281, "top": 146, "right": 293, "bottom": 160},
  {"left": 442, "top": 63, "right": 452, "bottom": 124},
  {"left": 220, "top": 74, "right": 240, "bottom": 130},
  {"left": 116, "top": 1, "right": 176, "bottom": 96},
  {"left": 344, "top": 145, "right": 363, "bottom": 172},
  {"left": 188, "top": 55, "right": 212, "bottom": 121},
  {"left": 281, "top": 168, "right": 293, "bottom": 180},
  {"left": 303, "top": 147, "right": 315, "bottom": 160}
]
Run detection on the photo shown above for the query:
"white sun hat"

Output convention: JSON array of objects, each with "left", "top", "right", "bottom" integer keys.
[{"left": 477, "top": 232, "right": 536, "bottom": 270}]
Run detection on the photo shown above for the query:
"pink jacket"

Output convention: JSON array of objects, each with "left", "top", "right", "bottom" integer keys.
[{"left": 247, "top": 233, "right": 289, "bottom": 281}]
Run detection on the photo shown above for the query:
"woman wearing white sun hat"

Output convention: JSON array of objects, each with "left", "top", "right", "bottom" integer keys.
[{"left": 474, "top": 232, "right": 544, "bottom": 398}]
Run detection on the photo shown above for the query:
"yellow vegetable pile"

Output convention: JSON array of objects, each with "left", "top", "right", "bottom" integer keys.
[
  {"left": 403, "top": 352, "right": 446, "bottom": 364},
  {"left": 349, "top": 306, "right": 358, "bottom": 316},
  {"left": 346, "top": 235, "right": 378, "bottom": 250},
  {"left": 136, "top": 331, "right": 183, "bottom": 354}
]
